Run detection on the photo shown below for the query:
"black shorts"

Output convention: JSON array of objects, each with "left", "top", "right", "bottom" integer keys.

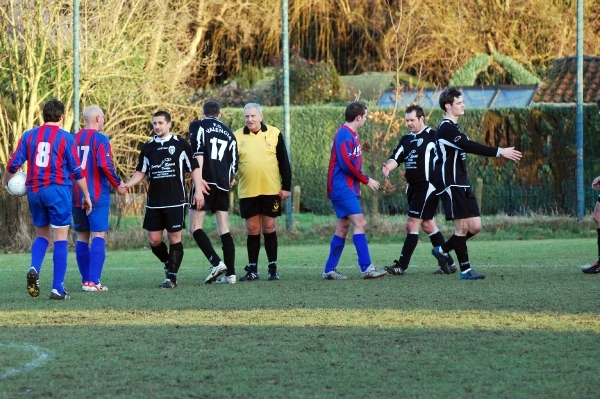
[
  {"left": 191, "top": 185, "right": 229, "bottom": 213},
  {"left": 439, "top": 186, "right": 480, "bottom": 220},
  {"left": 239, "top": 195, "right": 281, "bottom": 219},
  {"left": 406, "top": 182, "right": 439, "bottom": 220},
  {"left": 143, "top": 206, "right": 187, "bottom": 232}
]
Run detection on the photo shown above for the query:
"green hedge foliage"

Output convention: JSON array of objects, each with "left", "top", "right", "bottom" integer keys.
[{"left": 220, "top": 105, "right": 600, "bottom": 215}]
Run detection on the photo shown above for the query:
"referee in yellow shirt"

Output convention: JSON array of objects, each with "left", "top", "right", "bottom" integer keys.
[{"left": 234, "top": 103, "right": 292, "bottom": 281}]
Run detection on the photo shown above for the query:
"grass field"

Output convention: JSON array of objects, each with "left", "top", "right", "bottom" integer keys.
[{"left": 1, "top": 238, "right": 599, "bottom": 398}]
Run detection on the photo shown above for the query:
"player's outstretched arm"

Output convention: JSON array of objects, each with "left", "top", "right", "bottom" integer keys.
[
  {"left": 498, "top": 147, "right": 522, "bottom": 161},
  {"left": 124, "top": 171, "right": 146, "bottom": 189},
  {"left": 592, "top": 176, "right": 600, "bottom": 190},
  {"left": 366, "top": 177, "right": 380, "bottom": 191},
  {"left": 382, "top": 160, "right": 398, "bottom": 178}
]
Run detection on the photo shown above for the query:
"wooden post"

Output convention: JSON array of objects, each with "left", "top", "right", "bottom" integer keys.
[
  {"left": 292, "top": 185, "right": 301, "bottom": 214},
  {"left": 475, "top": 178, "right": 483, "bottom": 209}
]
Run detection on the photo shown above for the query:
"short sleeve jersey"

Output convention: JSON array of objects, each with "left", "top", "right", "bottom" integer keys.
[
  {"left": 387, "top": 126, "right": 438, "bottom": 186},
  {"left": 327, "top": 125, "right": 369, "bottom": 200},
  {"left": 435, "top": 118, "right": 498, "bottom": 190},
  {"left": 135, "top": 134, "right": 198, "bottom": 208},
  {"left": 189, "top": 117, "right": 238, "bottom": 192},
  {"left": 7, "top": 124, "right": 83, "bottom": 194},
  {"left": 73, "top": 129, "right": 121, "bottom": 207}
]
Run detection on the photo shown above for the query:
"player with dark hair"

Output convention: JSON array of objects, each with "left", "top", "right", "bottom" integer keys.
[
  {"left": 322, "top": 101, "right": 387, "bottom": 280},
  {"left": 73, "top": 105, "right": 125, "bottom": 292},
  {"left": 583, "top": 96, "right": 600, "bottom": 274},
  {"left": 2, "top": 98, "right": 93, "bottom": 300},
  {"left": 188, "top": 100, "right": 238, "bottom": 284},
  {"left": 382, "top": 104, "right": 456, "bottom": 275},
  {"left": 121, "top": 110, "right": 203, "bottom": 288},
  {"left": 234, "top": 103, "right": 291, "bottom": 281},
  {"left": 431, "top": 87, "right": 521, "bottom": 279}
]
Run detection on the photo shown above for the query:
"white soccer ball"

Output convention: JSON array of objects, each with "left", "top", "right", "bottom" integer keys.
[{"left": 7, "top": 171, "right": 27, "bottom": 197}]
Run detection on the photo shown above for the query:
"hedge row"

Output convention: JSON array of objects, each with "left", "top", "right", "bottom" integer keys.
[{"left": 219, "top": 105, "right": 600, "bottom": 215}]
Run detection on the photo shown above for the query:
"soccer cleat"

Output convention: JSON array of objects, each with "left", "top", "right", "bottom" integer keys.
[
  {"left": 459, "top": 269, "right": 486, "bottom": 280},
  {"left": 323, "top": 269, "right": 348, "bottom": 280},
  {"left": 49, "top": 288, "right": 71, "bottom": 300},
  {"left": 240, "top": 266, "right": 260, "bottom": 281},
  {"left": 268, "top": 269, "right": 280, "bottom": 281},
  {"left": 360, "top": 265, "right": 387, "bottom": 279},
  {"left": 82, "top": 282, "right": 108, "bottom": 292},
  {"left": 159, "top": 278, "right": 177, "bottom": 288},
  {"left": 26, "top": 268, "right": 40, "bottom": 297},
  {"left": 431, "top": 247, "right": 451, "bottom": 274},
  {"left": 582, "top": 261, "right": 600, "bottom": 274},
  {"left": 434, "top": 261, "right": 458, "bottom": 274},
  {"left": 384, "top": 260, "right": 406, "bottom": 275},
  {"left": 205, "top": 262, "right": 227, "bottom": 284},
  {"left": 215, "top": 274, "right": 237, "bottom": 284}
]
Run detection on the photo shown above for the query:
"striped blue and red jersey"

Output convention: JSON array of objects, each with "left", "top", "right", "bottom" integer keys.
[
  {"left": 6, "top": 124, "right": 83, "bottom": 194},
  {"left": 327, "top": 125, "right": 369, "bottom": 200},
  {"left": 72, "top": 129, "right": 121, "bottom": 207}
]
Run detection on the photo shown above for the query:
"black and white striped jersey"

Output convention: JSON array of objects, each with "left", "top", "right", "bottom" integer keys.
[
  {"left": 435, "top": 118, "right": 499, "bottom": 190},
  {"left": 387, "top": 126, "right": 438, "bottom": 185},
  {"left": 189, "top": 117, "right": 238, "bottom": 192},
  {"left": 135, "top": 134, "right": 198, "bottom": 208}
]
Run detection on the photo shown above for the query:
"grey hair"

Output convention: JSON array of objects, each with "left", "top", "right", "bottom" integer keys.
[{"left": 244, "top": 103, "right": 263, "bottom": 114}]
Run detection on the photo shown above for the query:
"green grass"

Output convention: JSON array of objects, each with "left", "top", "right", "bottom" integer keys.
[{"left": 0, "top": 238, "right": 599, "bottom": 398}]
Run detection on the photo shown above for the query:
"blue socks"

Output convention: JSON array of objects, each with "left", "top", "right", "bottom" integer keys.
[
  {"left": 89, "top": 237, "right": 106, "bottom": 285},
  {"left": 52, "top": 240, "right": 68, "bottom": 294},
  {"left": 30, "top": 237, "right": 49, "bottom": 274},
  {"left": 324, "top": 235, "right": 345, "bottom": 273},
  {"left": 76, "top": 240, "right": 91, "bottom": 283},
  {"left": 353, "top": 234, "right": 372, "bottom": 272}
]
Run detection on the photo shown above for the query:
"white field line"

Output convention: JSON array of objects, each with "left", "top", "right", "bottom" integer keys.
[{"left": 0, "top": 343, "right": 54, "bottom": 379}]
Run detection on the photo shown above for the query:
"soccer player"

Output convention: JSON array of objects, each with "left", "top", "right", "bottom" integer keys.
[
  {"left": 322, "top": 101, "right": 387, "bottom": 280},
  {"left": 73, "top": 105, "right": 125, "bottom": 292},
  {"left": 234, "top": 103, "right": 291, "bottom": 281},
  {"left": 121, "top": 110, "right": 203, "bottom": 288},
  {"left": 583, "top": 96, "right": 600, "bottom": 274},
  {"left": 2, "top": 99, "right": 93, "bottom": 300},
  {"left": 188, "top": 101, "right": 238, "bottom": 284},
  {"left": 431, "top": 87, "right": 522, "bottom": 279},
  {"left": 381, "top": 104, "right": 456, "bottom": 275}
]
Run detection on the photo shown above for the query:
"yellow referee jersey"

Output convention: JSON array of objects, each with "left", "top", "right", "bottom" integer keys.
[{"left": 234, "top": 123, "right": 283, "bottom": 198}]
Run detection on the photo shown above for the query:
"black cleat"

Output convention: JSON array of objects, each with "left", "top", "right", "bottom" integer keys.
[
  {"left": 240, "top": 265, "right": 260, "bottom": 281},
  {"left": 582, "top": 261, "right": 600, "bottom": 274},
  {"left": 268, "top": 269, "right": 280, "bottom": 281},
  {"left": 27, "top": 268, "right": 40, "bottom": 297},
  {"left": 384, "top": 260, "right": 406, "bottom": 275},
  {"left": 159, "top": 278, "right": 177, "bottom": 288},
  {"left": 431, "top": 247, "right": 451, "bottom": 274},
  {"left": 49, "top": 288, "right": 71, "bottom": 300}
]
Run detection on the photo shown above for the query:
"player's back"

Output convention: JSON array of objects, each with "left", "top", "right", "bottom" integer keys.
[
  {"left": 7, "top": 124, "right": 81, "bottom": 193},
  {"left": 189, "top": 117, "right": 237, "bottom": 191},
  {"left": 73, "top": 129, "right": 120, "bottom": 206}
]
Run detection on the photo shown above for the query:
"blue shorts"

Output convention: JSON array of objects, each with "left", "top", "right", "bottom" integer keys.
[
  {"left": 331, "top": 197, "right": 363, "bottom": 218},
  {"left": 27, "top": 185, "right": 72, "bottom": 228},
  {"left": 73, "top": 205, "right": 110, "bottom": 232}
]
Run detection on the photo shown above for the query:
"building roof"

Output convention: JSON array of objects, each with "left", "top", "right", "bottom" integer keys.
[{"left": 533, "top": 57, "right": 600, "bottom": 103}]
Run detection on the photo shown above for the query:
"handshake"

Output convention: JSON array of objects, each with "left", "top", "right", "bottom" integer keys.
[{"left": 116, "top": 182, "right": 128, "bottom": 196}]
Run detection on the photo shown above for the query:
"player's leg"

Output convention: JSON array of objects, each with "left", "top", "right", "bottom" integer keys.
[
  {"left": 85, "top": 206, "right": 110, "bottom": 291},
  {"left": 190, "top": 207, "right": 226, "bottom": 284},
  {"left": 45, "top": 185, "right": 74, "bottom": 299},
  {"left": 163, "top": 207, "right": 186, "bottom": 287},
  {"left": 26, "top": 192, "right": 51, "bottom": 297},
  {"left": 73, "top": 207, "right": 91, "bottom": 287},
  {"left": 323, "top": 215, "right": 350, "bottom": 280},
  {"left": 239, "top": 197, "right": 261, "bottom": 281},
  {"left": 258, "top": 195, "right": 282, "bottom": 281},
  {"left": 386, "top": 216, "right": 420, "bottom": 275},
  {"left": 422, "top": 219, "right": 457, "bottom": 274},
  {"left": 583, "top": 198, "right": 600, "bottom": 273},
  {"left": 144, "top": 208, "right": 172, "bottom": 287},
  {"left": 215, "top": 210, "right": 236, "bottom": 283},
  {"left": 348, "top": 212, "right": 386, "bottom": 279}
]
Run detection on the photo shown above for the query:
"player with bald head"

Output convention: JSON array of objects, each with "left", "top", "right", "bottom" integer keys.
[{"left": 73, "top": 105, "right": 126, "bottom": 292}]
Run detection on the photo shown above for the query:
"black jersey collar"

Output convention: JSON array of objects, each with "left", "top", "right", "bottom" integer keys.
[{"left": 243, "top": 122, "right": 268, "bottom": 135}]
